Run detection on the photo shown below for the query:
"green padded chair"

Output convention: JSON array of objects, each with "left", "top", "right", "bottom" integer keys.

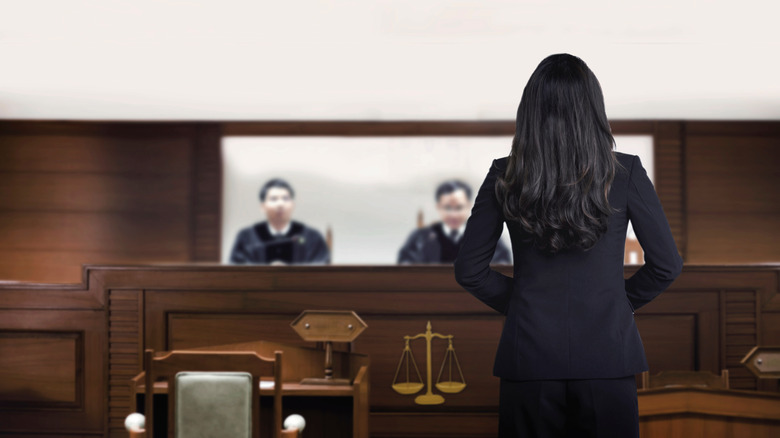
[{"left": 136, "top": 349, "right": 299, "bottom": 438}]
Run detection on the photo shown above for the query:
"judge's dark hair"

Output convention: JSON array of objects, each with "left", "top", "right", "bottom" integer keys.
[
  {"left": 259, "top": 178, "right": 295, "bottom": 202},
  {"left": 496, "top": 53, "right": 619, "bottom": 254},
  {"left": 436, "top": 180, "right": 472, "bottom": 202}
]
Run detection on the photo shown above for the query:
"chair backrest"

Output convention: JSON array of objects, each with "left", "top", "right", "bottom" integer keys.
[
  {"left": 144, "top": 349, "right": 283, "bottom": 438},
  {"left": 326, "top": 225, "right": 333, "bottom": 254},
  {"left": 175, "top": 372, "right": 252, "bottom": 438},
  {"left": 641, "top": 369, "right": 730, "bottom": 390}
]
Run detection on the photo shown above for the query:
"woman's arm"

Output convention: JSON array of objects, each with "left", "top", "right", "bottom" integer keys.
[
  {"left": 625, "top": 155, "right": 684, "bottom": 310},
  {"left": 454, "top": 159, "right": 514, "bottom": 314}
]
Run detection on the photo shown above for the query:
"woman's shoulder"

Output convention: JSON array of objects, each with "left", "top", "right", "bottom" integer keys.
[
  {"left": 614, "top": 151, "right": 636, "bottom": 167},
  {"left": 614, "top": 152, "right": 637, "bottom": 177},
  {"left": 493, "top": 156, "right": 509, "bottom": 171}
]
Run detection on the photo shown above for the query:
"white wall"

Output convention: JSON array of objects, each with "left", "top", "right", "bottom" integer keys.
[
  {"left": 221, "top": 135, "right": 653, "bottom": 263},
  {"left": 1, "top": 0, "right": 779, "bottom": 120}
]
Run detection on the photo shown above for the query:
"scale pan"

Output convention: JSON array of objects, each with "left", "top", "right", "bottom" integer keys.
[
  {"left": 392, "top": 382, "right": 424, "bottom": 394},
  {"left": 436, "top": 381, "right": 466, "bottom": 393}
]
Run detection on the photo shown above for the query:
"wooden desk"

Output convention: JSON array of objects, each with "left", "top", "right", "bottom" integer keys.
[
  {"left": 133, "top": 380, "right": 361, "bottom": 438},
  {"left": 639, "top": 387, "right": 780, "bottom": 437},
  {"left": 131, "top": 340, "right": 369, "bottom": 438},
  {"left": 2, "top": 264, "right": 779, "bottom": 437},
  {"left": 137, "top": 380, "right": 356, "bottom": 395}
]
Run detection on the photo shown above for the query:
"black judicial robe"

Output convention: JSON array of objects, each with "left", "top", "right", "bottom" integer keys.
[
  {"left": 397, "top": 221, "right": 512, "bottom": 264},
  {"left": 229, "top": 220, "right": 330, "bottom": 265}
]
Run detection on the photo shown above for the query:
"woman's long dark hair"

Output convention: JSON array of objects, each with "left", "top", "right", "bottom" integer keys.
[{"left": 496, "top": 53, "right": 619, "bottom": 254}]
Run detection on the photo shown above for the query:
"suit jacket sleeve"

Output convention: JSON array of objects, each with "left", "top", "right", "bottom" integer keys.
[
  {"left": 454, "top": 159, "right": 514, "bottom": 314},
  {"left": 625, "top": 155, "right": 684, "bottom": 310}
]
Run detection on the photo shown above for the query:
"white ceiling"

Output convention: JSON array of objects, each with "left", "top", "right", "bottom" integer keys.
[{"left": 1, "top": 0, "right": 778, "bottom": 120}]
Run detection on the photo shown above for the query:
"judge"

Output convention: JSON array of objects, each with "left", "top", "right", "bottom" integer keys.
[
  {"left": 229, "top": 178, "right": 330, "bottom": 265},
  {"left": 398, "top": 180, "right": 512, "bottom": 264}
]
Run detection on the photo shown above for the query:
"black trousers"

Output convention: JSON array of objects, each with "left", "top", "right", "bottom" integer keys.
[{"left": 498, "top": 376, "right": 639, "bottom": 438}]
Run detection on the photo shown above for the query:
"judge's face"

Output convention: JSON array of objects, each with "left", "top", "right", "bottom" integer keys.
[
  {"left": 262, "top": 187, "right": 294, "bottom": 224},
  {"left": 437, "top": 189, "right": 470, "bottom": 230}
]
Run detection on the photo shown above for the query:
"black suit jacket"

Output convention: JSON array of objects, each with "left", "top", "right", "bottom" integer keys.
[{"left": 454, "top": 153, "right": 683, "bottom": 380}]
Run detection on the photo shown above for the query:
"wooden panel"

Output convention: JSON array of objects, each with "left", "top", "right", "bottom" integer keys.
[
  {"left": 685, "top": 121, "right": 780, "bottom": 136},
  {"left": 635, "top": 315, "right": 696, "bottom": 372},
  {"left": 724, "top": 290, "right": 759, "bottom": 390},
  {"left": 354, "top": 316, "right": 502, "bottom": 410},
  {"left": 145, "top": 288, "right": 500, "bottom": 341},
  {"left": 107, "top": 290, "right": 143, "bottom": 438},
  {"left": 653, "top": 121, "right": 686, "bottom": 258},
  {"left": 687, "top": 136, "right": 779, "bottom": 213},
  {"left": 639, "top": 388, "right": 780, "bottom": 438},
  {"left": 641, "top": 416, "right": 780, "bottom": 438},
  {"left": 0, "top": 121, "right": 200, "bottom": 284},
  {"left": 0, "top": 309, "right": 105, "bottom": 434},
  {"left": 0, "top": 264, "right": 773, "bottom": 437},
  {"left": 0, "top": 332, "right": 79, "bottom": 406},
  {"left": 635, "top": 290, "right": 721, "bottom": 373},
  {"left": 0, "top": 250, "right": 188, "bottom": 284},
  {"left": 0, "top": 212, "right": 189, "bottom": 252},
  {"left": 0, "top": 134, "right": 192, "bottom": 174},
  {"left": 168, "top": 314, "right": 306, "bottom": 350},
  {"left": 0, "top": 121, "right": 196, "bottom": 136},
  {"left": 762, "top": 312, "right": 780, "bottom": 345},
  {"left": 1, "top": 119, "right": 779, "bottom": 283},
  {"left": 371, "top": 413, "right": 499, "bottom": 438},
  {"left": 687, "top": 214, "right": 780, "bottom": 264},
  {"left": 0, "top": 173, "right": 189, "bottom": 212},
  {"left": 760, "top": 311, "right": 780, "bottom": 393},
  {"left": 222, "top": 121, "right": 516, "bottom": 136},
  {"left": 686, "top": 135, "right": 780, "bottom": 263},
  {"left": 222, "top": 120, "right": 654, "bottom": 137},
  {"left": 191, "top": 124, "right": 222, "bottom": 261}
]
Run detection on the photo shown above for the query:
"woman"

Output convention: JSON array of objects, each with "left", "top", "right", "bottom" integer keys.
[{"left": 453, "top": 54, "right": 683, "bottom": 437}]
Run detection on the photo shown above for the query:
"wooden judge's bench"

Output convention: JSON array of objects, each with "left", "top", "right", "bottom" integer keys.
[{"left": 1, "top": 264, "right": 780, "bottom": 437}]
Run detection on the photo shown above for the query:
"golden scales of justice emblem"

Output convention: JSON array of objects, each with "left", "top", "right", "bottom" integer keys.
[{"left": 391, "top": 321, "right": 466, "bottom": 405}]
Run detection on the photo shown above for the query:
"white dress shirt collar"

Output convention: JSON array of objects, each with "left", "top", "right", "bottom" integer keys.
[
  {"left": 441, "top": 222, "right": 466, "bottom": 241},
  {"left": 267, "top": 221, "right": 291, "bottom": 237}
]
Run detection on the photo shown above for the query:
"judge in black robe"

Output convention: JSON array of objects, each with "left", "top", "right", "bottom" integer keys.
[
  {"left": 229, "top": 178, "right": 330, "bottom": 265},
  {"left": 398, "top": 180, "right": 511, "bottom": 264}
]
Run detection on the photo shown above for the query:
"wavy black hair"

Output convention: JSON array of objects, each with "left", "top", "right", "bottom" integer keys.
[{"left": 496, "top": 53, "right": 619, "bottom": 253}]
